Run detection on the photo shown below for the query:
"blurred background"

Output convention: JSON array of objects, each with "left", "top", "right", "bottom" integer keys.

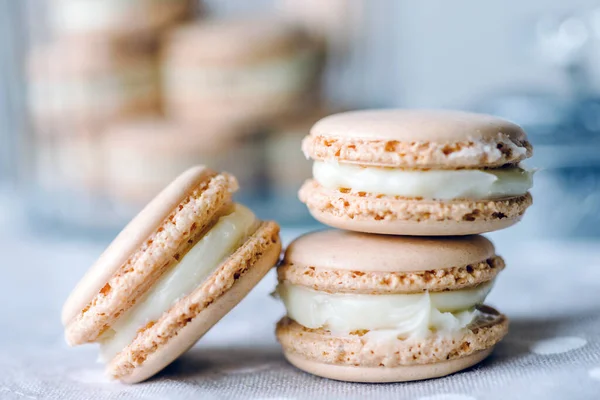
[
  {"left": 1, "top": 4, "right": 600, "bottom": 396},
  {"left": 1, "top": 0, "right": 600, "bottom": 241}
]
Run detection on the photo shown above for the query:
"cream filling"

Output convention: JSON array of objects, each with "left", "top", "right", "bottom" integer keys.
[
  {"left": 98, "top": 204, "right": 259, "bottom": 362},
  {"left": 277, "top": 281, "right": 493, "bottom": 339},
  {"left": 313, "top": 161, "right": 533, "bottom": 200},
  {"left": 29, "top": 67, "right": 157, "bottom": 112},
  {"left": 163, "top": 49, "right": 317, "bottom": 97}
]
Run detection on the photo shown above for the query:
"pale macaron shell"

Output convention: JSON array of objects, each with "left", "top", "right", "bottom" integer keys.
[
  {"left": 284, "top": 230, "right": 496, "bottom": 273},
  {"left": 299, "top": 180, "right": 532, "bottom": 236},
  {"left": 284, "top": 349, "right": 493, "bottom": 383},
  {"left": 303, "top": 109, "right": 532, "bottom": 169},
  {"left": 62, "top": 166, "right": 238, "bottom": 345},
  {"left": 311, "top": 109, "right": 528, "bottom": 142},
  {"left": 109, "top": 221, "right": 282, "bottom": 383},
  {"left": 278, "top": 230, "right": 504, "bottom": 294}
]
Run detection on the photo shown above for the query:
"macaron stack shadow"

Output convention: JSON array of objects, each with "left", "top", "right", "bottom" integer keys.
[
  {"left": 275, "top": 109, "right": 534, "bottom": 382},
  {"left": 62, "top": 166, "right": 281, "bottom": 383}
]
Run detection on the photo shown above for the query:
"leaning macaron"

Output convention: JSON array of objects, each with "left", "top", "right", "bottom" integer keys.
[
  {"left": 300, "top": 109, "right": 534, "bottom": 235},
  {"left": 161, "top": 18, "right": 322, "bottom": 125},
  {"left": 275, "top": 230, "right": 508, "bottom": 383},
  {"left": 62, "top": 166, "right": 281, "bottom": 383}
]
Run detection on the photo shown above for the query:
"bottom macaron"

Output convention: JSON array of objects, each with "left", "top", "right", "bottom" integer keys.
[
  {"left": 274, "top": 230, "right": 509, "bottom": 382},
  {"left": 277, "top": 306, "right": 507, "bottom": 383}
]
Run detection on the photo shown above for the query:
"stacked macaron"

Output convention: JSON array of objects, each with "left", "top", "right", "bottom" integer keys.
[{"left": 276, "top": 109, "right": 534, "bottom": 382}]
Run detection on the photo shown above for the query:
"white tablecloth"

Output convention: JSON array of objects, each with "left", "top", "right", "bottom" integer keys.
[{"left": 1, "top": 224, "right": 599, "bottom": 400}]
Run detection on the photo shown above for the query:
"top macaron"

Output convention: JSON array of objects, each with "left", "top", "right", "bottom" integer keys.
[{"left": 300, "top": 109, "right": 534, "bottom": 235}]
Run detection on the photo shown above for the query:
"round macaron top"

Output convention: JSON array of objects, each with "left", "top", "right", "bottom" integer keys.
[
  {"left": 310, "top": 109, "right": 527, "bottom": 143},
  {"left": 303, "top": 109, "right": 532, "bottom": 168},
  {"left": 61, "top": 166, "right": 233, "bottom": 326},
  {"left": 163, "top": 18, "right": 309, "bottom": 64},
  {"left": 283, "top": 230, "right": 496, "bottom": 273}
]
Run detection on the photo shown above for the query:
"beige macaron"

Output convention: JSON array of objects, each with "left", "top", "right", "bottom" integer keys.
[
  {"left": 62, "top": 166, "right": 281, "bottom": 383},
  {"left": 161, "top": 18, "right": 322, "bottom": 125},
  {"left": 27, "top": 38, "right": 159, "bottom": 131},
  {"left": 300, "top": 109, "right": 534, "bottom": 235},
  {"left": 275, "top": 230, "right": 508, "bottom": 383},
  {"left": 48, "top": 0, "right": 195, "bottom": 40},
  {"left": 101, "top": 118, "right": 263, "bottom": 206}
]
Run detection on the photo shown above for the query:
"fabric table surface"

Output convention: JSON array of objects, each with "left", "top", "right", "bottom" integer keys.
[{"left": 1, "top": 224, "right": 599, "bottom": 400}]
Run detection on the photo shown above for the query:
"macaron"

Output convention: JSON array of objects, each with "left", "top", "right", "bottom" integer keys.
[
  {"left": 161, "top": 18, "right": 322, "bottom": 125},
  {"left": 300, "top": 109, "right": 534, "bottom": 235},
  {"left": 101, "top": 118, "right": 263, "bottom": 207},
  {"left": 27, "top": 39, "right": 159, "bottom": 130},
  {"left": 62, "top": 166, "right": 281, "bottom": 383},
  {"left": 49, "top": 0, "right": 195, "bottom": 39},
  {"left": 275, "top": 230, "right": 508, "bottom": 383}
]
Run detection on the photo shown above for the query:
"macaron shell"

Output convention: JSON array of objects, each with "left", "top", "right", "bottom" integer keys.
[
  {"left": 283, "top": 230, "right": 495, "bottom": 273},
  {"left": 283, "top": 348, "right": 493, "bottom": 383},
  {"left": 107, "top": 221, "right": 281, "bottom": 383},
  {"left": 63, "top": 167, "right": 238, "bottom": 345},
  {"left": 300, "top": 180, "right": 532, "bottom": 236},
  {"left": 311, "top": 109, "right": 527, "bottom": 142},
  {"left": 276, "top": 306, "right": 508, "bottom": 379},
  {"left": 304, "top": 110, "right": 532, "bottom": 169},
  {"left": 278, "top": 255, "right": 504, "bottom": 294}
]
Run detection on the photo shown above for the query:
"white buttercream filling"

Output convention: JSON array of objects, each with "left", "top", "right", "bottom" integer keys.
[
  {"left": 313, "top": 161, "right": 533, "bottom": 200},
  {"left": 277, "top": 281, "right": 493, "bottom": 338},
  {"left": 163, "top": 49, "right": 317, "bottom": 97},
  {"left": 98, "top": 204, "right": 259, "bottom": 362}
]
